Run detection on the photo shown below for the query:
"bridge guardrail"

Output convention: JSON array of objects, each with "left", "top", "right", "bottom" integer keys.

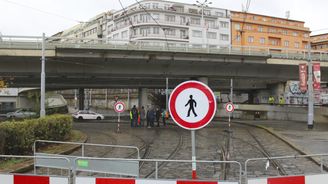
[{"left": 1, "top": 35, "right": 328, "bottom": 61}]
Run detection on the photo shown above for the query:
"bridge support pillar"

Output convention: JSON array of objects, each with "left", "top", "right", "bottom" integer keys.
[
  {"left": 138, "top": 88, "right": 148, "bottom": 109},
  {"left": 78, "top": 88, "right": 85, "bottom": 110}
]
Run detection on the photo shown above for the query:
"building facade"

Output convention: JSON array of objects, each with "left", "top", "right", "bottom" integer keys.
[
  {"left": 230, "top": 11, "right": 311, "bottom": 51},
  {"left": 54, "top": 12, "right": 113, "bottom": 41},
  {"left": 106, "top": 0, "right": 231, "bottom": 47},
  {"left": 311, "top": 33, "right": 328, "bottom": 51}
]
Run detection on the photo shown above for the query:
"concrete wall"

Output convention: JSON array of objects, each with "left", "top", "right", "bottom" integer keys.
[{"left": 229, "top": 104, "right": 328, "bottom": 123}]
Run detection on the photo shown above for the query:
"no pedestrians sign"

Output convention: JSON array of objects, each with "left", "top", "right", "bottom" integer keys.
[{"left": 169, "top": 81, "right": 217, "bottom": 130}]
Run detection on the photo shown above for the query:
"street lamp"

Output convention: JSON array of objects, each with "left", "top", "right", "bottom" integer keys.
[{"left": 194, "top": 0, "right": 212, "bottom": 47}]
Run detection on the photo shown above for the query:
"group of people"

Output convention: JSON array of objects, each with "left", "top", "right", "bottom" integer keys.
[{"left": 130, "top": 105, "right": 168, "bottom": 128}]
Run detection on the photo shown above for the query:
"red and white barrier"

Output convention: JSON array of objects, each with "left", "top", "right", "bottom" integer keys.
[
  {"left": 248, "top": 174, "right": 328, "bottom": 184},
  {"left": 0, "top": 174, "right": 68, "bottom": 184},
  {"left": 76, "top": 177, "right": 238, "bottom": 184}
]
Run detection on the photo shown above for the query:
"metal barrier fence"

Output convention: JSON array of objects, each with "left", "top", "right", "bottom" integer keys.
[
  {"left": 34, "top": 140, "right": 140, "bottom": 173},
  {"left": 245, "top": 153, "right": 328, "bottom": 184},
  {"left": 0, "top": 155, "right": 71, "bottom": 184},
  {"left": 73, "top": 157, "right": 243, "bottom": 184},
  {"left": 1, "top": 35, "right": 328, "bottom": 61}
]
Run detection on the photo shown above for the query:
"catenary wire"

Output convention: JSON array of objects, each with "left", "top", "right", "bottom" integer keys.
[{"left": 1, "top": 0, "right": 82, "bottom": 23}]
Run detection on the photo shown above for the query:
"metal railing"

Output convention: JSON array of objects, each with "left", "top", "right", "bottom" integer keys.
[
  {"left": 1, "top": 35, "right": 328, "bottom": 61},
  {"left": 73, "top": 157, "right": 243, "bottom": 183},
  {"left": 245, "top": 153, "right": 328, "bottom": 184},
  {"left": 0, "top": 155, "right": 71, "bottom": 183},
  {"left": 34, "top": 140, "right": 140, "bottom": 158}
]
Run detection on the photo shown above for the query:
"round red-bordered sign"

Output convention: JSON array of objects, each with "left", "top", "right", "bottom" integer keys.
[
  {"left": 169, "top": 80, "right": 217, "bottom": 130},
  {"left": 225, "top": 102, "right": 235, "bottom": 113},
  {"left": 114, "top": 101, "right": 125, "bottom": 113}
]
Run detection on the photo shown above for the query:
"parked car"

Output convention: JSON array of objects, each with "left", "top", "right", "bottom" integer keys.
[
  {"left": 72, "top": 110, "right": 104, "bottom": 120},
  {"left": 6, "top": 109, "right": 38, "bottom": 119}
]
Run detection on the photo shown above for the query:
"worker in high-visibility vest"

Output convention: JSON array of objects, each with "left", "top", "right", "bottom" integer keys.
[{"left": 279, "top": 97, "right": 285, "bottom": 106}]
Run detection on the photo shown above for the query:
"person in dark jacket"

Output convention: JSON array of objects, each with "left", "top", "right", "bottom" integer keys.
[
  {"left": 131, "top": 105, "right": 139, "bottom": 127},
  {"left": 156, "top": 107, "right": 161, "bottom": 127},
  {"left": 147, "top": 107, "right": 156, "bottom": 128}
]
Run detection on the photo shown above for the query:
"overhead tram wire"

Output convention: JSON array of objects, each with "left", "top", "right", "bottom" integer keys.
[
  {"left": 134, "top": 0, "right": 170, "bottom": 50},
  {"left": 1, "top": 0, "right": 82, "bottom": 23}
]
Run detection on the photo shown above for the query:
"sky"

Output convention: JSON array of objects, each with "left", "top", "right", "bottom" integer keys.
[{"left": 0, "top": 0, "right": 327, "bottom": 36}]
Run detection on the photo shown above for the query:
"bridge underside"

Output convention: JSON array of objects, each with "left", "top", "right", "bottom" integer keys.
[{"left": 0, "top": 48, "right": 327, "bottom": 90}]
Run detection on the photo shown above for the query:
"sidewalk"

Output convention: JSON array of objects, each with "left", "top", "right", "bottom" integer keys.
[{"left": 235, "top": 120, "right": 328, "bottom": 154}]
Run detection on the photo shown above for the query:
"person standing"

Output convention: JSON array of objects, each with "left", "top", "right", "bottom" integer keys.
[
  {"left": 156, "top": 107, "right": 161, "bottom": 127},
  {"left": 147, "top": 107, "right": 155, "bottom": 128},
  {"left": 131, "top": 105, "right": 139, "bottom": 127},
  {"left": 140, "top": 106, "right": 146, "bottom": 127},
  {"left": 161, "top": 109, "right": 166, "bottom": 126}
]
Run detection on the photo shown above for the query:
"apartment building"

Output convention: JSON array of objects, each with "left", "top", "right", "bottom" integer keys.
[
  {"left": 311, "top": 33, "right": 328, "bottom": 51},
  {"left": 230, "top": 11, "right": 311, "bottom": 51},
  {"left": 106, "top": 0, "right": 231, "bottom": 47},
  {"left": 55, "top": 12, "right": 113, "bottom": 40}
]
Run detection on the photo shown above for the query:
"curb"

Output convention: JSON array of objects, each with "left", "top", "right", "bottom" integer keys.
[
  {"left": 232, "top": 120, "right": 328, "bottom": 171},
  {"left": 12, "top": 130, "right": 88, "bottom": 173}
]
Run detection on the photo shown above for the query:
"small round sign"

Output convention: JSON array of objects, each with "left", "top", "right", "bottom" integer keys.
[
  {"left": 169, "top": 80, "right": 217, "bottom": 130},
  {"left": 114, "top": 101, "right": 125, "bottom": 113},
  {"left": 225, "top": 102, "right": 235, "bottom": 113}
]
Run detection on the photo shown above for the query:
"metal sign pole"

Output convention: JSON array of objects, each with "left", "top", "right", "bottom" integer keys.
[
  {"left": 40, "top": 33, "right": 46, "bottom": 117},
  {"left": 191, "top": 130, "right": 197, "bottom": 179},
  {"left": 117, "top": 112, "right": 121, "bottom": 133}
]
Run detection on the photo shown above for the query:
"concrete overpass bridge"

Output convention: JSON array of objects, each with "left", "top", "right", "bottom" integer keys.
[{"left": 1, "top": 35, "right": 328, "bottom": 91}]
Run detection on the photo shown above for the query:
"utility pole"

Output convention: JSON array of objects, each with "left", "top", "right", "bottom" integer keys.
[
  {"left": 195, "top": 0, "right": 212, "bottom": 48},
  {"left": 40, "top": 33, "right": 46, "bottom": 117},
  {"left": 307, "top": 42, "right": 314, "bottom": 129}
]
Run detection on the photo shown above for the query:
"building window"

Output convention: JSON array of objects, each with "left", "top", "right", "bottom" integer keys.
[
  {"left": 180, "top": 16, "right": 186, "bottom": 24},
  {"left": 152, "top": 3, "right": 159, "bottom": 9},
  {"left": 236, "top": 35, "right": 241, "bottom": 41},
  {"left": 203, "top": 20, "right": 214, "bottom": 28},
  {"left": 246, "top": 25, "right": 252, "bottom": 30},
  {"left": 113, "top": 33, "right": 119, "bottom": 39},
  {"left": 191, "top": 18, "right": 201, "bottom": 25},
  {"left": 216, "top": 12, "right": 224, "bottom": 17},
  {"left": 304, "top": 44, "right": 309, "bottom": 49},
  {"left": 258, "top": 26, "right": 263, "bottom": 32},
  {"left": 271, "top": 40, "right": 278, "bottom": 46},
  {"left": 248, "top": 36, "right": 254, "bottom": 43},
  {"left": 235, "top": 23, "right": 240, "bottom": 30},
  {"left": 207, "top": 32, "right": 217, "bottom": 39},
  {"left": 284, "top": 40, "right": 289, "bottom": 47},
  {"left": 152, "top": 13, "right": 159, "bottom": 20},
  {"left": 282, "top": 30, "right": 288, "bottom": 35},
  {"left": 192, "top": 30, "right": 202, "bottom": 37},
  {"left": 293, "top": 32, "right": 298, "bottom": 37},
  {"left": 260, "top": 37, "right": 265, "bottom": 44},
  {"left": 180, "top": 30, "right": 187, "bottom": 38},
  {"left": 220, "top": 34, "right": 229, "bottom": 41},
  {"left": 153, "top": 27, "right": 160, "bottom": 34},
  {"left": 132, "top": 29, "right": 137, "bottom": 36},
  {"left": 165, "top": 15, "right": 175, "bottom": 22},
  {"left": 294, "top": 42, "right": 300, "bottom": 48},
  {"left": 304, "top": 33, "right": 309, "bottom": 38},
  {"left": 220, "top": 21, "right": 229, "bottom": 28},
  {"left": 269, "top": 28, "right": 276, "bottom": 33},
  {"left": 165, "top": 28, "right": 176, "bottom": 36},
  {"left": 121, "top": 31, "right": 128, "bottom": 38},
  {"left": 204, "top": 10, "right": 211, "bottom": 16}
]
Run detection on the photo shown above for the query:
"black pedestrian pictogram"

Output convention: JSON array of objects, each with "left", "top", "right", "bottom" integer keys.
[{"left": 185, "top": 95, "right": 197, "bottom": 117}]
